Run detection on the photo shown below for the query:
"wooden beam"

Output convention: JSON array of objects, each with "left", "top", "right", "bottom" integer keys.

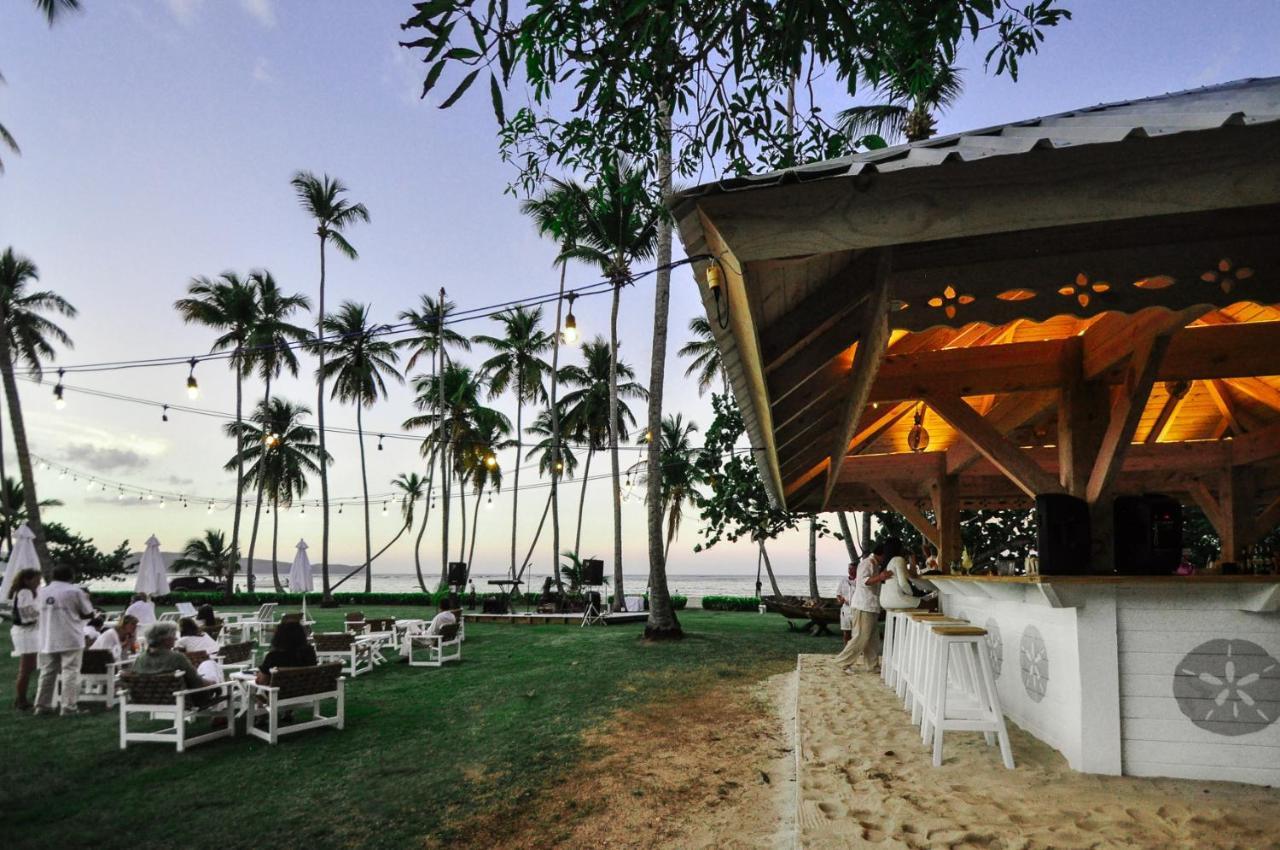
[
  {"left": 931, "top": 475, "right": 961, "bottom": 569},
  {"left": 1086, "top": 332, "right": 1171, "bottom": 504},
  {"left": 1231, "top": 421, "right": 1280, "bottom": 467},
  {"left": 1256, "top": 494, "right": 1280, "bottom": 540},
  {"left": 870, "top": 481, "right": 939, "bottom": 546},
  {"left": 1226, "top": 376, "right": 1280, "bottom": 415},
  {"left": 835, "top": 450, "right": 946, "bottom": 483},
  {"left": 1083, "top": 306, "right": 1209, "bottom": 381},
  {"left": 1219, "top": 466, "right": 1256, "bottom": 562},
  {"left": 1186, "top": 479, "right": 1225, "bottom": 533},
  {"left": 822, "top": 251, "right": 892, "bottom": 509},
  {"left": 1204, "top": 379, "right": 1245, "bottom": 436},
  {"left": 759, "top": 255, "right": 867, "bottom": 373},
  {"left": 782, "top": 402, "right": 912, "bottom": 498},
  {"left": 925, "top": 393, "right": 1064, "bottom": 499},
  {"left": 949, "top": 391, "right": 1057, "bottom": 476},
  {"left": 1056, "top": 338, "right": 1108, "bottom": 497}
]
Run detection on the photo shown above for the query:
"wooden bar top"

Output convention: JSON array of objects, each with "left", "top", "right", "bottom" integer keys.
[{"left": 924, "top": 573, "right": 1280, "bottom": 584}]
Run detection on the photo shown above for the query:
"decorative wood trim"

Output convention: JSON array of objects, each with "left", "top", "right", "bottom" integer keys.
[
  {"left": 871, "top": 481, "right": 939, "bottom": 547},
  {"left": 924, "top": 394, "right": 1064, "bottom": 498},
  {"left": 1085, "top": 332, "right": 1172, "bottom": 504},
  {"left": 821, "top": 251, "right": 892, "bottom": 509},
  {"left": 1219, "top": 467, "right": 1256, "bottom": 562}
]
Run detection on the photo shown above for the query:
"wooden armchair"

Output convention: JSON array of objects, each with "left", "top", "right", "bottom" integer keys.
[
  {"left": 313, "top": 632, "right": 375, "bottom": 678},
  {"left": 406, "top": 622, "right": 462, "bottom": 668},
  {"left": 247, "top": 662, "right": 345, "bottom": 745},
  {"left": 118, "top": 670, "right": 235, "bottom": 752}
]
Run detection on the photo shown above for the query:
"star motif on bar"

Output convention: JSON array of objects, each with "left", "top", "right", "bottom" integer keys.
[
  {"left": 1200, "top": 259, "right": 1253, "bottom": 294},
  {"left": 926, "top": 285, "right": 974, "bottom": 319},
  {"left": 1057, "top": 272, "right": 1110, "bottom": 308}
]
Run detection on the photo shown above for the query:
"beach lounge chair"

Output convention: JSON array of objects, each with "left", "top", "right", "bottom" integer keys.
[
  {"left": 405, "top": 622, "right": 461, "bottom": 668},
  {"left": 247, "top": 663, "right": 345, "bottom": 745},
  {"left": 158, "top": 611, "right": 181, "bottom": 623},
  {"left": 217, "top": 641, "right": 255, "bottom": 675},
  {"left": 313, "top": 632, "right": 375, "bottom": 678},
  {"left": 222, "top": 603, "right": 277, "bottom": 642},
  {"left": 118, "top": 671, "right": 235, "bottom": 752}
]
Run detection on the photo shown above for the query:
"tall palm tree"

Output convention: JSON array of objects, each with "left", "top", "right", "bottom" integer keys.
[
  {"left": 0, "top": 475, "right": 60, "bottom": 558},
  {"left": 404, "top": 362, "right": 486, "bottom": 589},
  {"left": 555, "top": 161, "right": 659, "bottom": 610},
  {"left": 331, "top": 471, "right": 427, "bottom": 591},
  {"left": 399, "top": 294, "right": 471, "bottom": 592},
  {"left": 558, "top": 336, "right": 647, "bottom": 560},
  {"left": 173, "top": 530, "right": 238, "bottom": 585},
  {"left": 0, "top": 1, "right": 82, "bottom": 174},
  {"left": 320, "top": 302, "right": 402, "bottom": 593},
  {"left": 475, "top": 306, "right": 552, "bottom": 579},
  {"left": 290, "top": 171, "right": 369, "bottom": 602},
  {"left": 839, "top": 63, "right": 963, "bottom": 146},
  {"left": 457, "top": 406, "right": 513, "bottom": 580},
  {"left": 679, "top": 317, "right": 728, "bottom": 396},
  {"left": 175, "top": 271, "right": 257, "bottom": 596},
  {"left": 648, "top": 413, "right": 703, "bottom": 562},
  {"left": 0, "top": 248, "right": 75, "bottom": 573},
  {"left": 241, "top": 270, "right": 311, "bottom": 590},
  {"left": 225, "top": 397, "right": 327, "bottom": 591},
  {"left": 525, "top": 407, "right": 579, "bottom": 480}
]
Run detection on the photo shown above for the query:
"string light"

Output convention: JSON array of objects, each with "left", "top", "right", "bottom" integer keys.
[
  {"left": 162, "top": 404, "right": 169, "bottom": 423},
  {"left": 484, "top": 453, "right": 498, "bottom": 469},
  {"left": 485, "top": 493, "right": 494, "bottom": 509},
  {"left": 117, "top": 489, "right": 124, "bottom": 500},
  {"left": 381, "top": 501, "right": 388, "bottom": 517},
  {"left": 561, "top": 292, "right": 579, "bottom": 344},
  {"left": 54, "top": 369, "right": 66, "bottom": 409},
  {"left": 186, "top": 358, "right": 199, "bottom": 399},
  {"left": 377, "top": 434, "right": 385, "bottom": 451},
  {"left": 908, "top": 403, "right": 930, "bottom": 453}
]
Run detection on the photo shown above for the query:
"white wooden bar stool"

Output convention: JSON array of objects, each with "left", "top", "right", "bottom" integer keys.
[
  {"left": 920, "top": 624, "right": 1014, "bottom": 769},
  {"left": 881, "top": 609, "right": 909, "bottom": 688},
  {"left": 902, "top": 613, "right": 965, "bottom": 722}
]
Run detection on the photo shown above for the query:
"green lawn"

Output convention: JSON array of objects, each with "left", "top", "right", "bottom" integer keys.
[{"left": 3, "top": 607, "right": 826, "bottom": 849}]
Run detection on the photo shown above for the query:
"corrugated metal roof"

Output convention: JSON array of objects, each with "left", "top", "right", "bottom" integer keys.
[{"left": 682, "top": 76, "right": 1280, "bottom": 197}]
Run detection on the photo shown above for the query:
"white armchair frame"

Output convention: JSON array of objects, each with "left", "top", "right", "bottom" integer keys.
[
  {"left": 313, "top": 633, "right": 376, "bottom": 678},
  {"left": 247, "top": 667, "right": 345, "bottom": 745},
  {"left": 118, "top": 671, "right": 235, "bottom": 753},
  {"left": 405, "top": 623, "right": 462, "bottom": 668}
]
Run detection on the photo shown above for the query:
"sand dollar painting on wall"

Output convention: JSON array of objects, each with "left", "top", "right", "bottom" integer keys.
[
  {"left": 984, "top": 618, "right": 1004, "bottom": 679},
  {"left": 1019, "top": 625, "right": 1049, "bottom": 702},
  {"left": 1173, "top": 639, "right": 1280, "bottom": 737}
]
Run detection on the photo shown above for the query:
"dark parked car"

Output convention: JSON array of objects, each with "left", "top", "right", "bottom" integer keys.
[{"left": 167, "top": 575, "right": 223, "bottom": 592}]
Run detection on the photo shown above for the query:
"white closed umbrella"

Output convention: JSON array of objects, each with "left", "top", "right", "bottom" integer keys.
[
  {"left": 0, "top": 524, "right": 41, "bottom": 599},
  {"left": 288, "top": 539, "right": 313, "bottom": 592},
  {"left": 134, "top": 534, "right": 170, "bottom": 596}
]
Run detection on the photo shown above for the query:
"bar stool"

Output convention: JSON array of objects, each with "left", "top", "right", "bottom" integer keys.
[
  {"left": 895, "top": 612, "right": 948, "bottom": 704},
  {"left": 901, "top": 613, "right": 965, "bottom": 720},
  {"left": 920, "top": 624, "right": 1014, "bottom": 769},
  {"left": 881, "top": 608, "right": 912, "bottom": 688}
]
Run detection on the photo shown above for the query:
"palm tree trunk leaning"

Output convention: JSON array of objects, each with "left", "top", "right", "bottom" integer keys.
[
  {"left": 316, "top": 236, "right": 333, "bottom": 604},
  {"left": 437, "top": 290, "right": 450, "bottom": 590},
  {"left": 467, "top": 481, "right": 483, "bottom": 575},
  {"left": 509, "top": 374, "right": 523, "bottom": 580},
  {"left": 758, "top": 540, "right": 783, "bottom": 598},
  {"left": 413, "top": 456, "right": 435, "bottom": 593},
  {"left": 271, "top": 493, "right": 281, "bottom": 591},
  {"left": 246, "top": 376, "right": 271, "bottom": 589},
  {"left": 0, "top": 346, "right": 53, "bottom": 573},
  {"left": 837, "top": 510, "right": 860, "bottom": 563},
  {"left": 356, "top": 404, "right": 373, "bottom": 593},
  {"left": 549, "top": 266, "right": 566, "bottom": 592},
  {"left": 643, "top": 106, "right": 680, "bottom": 638},
  {"left": 608, "top": 274, "right": 625, "bottom": 611},
  {"left": 230, "top": 353, "right": 245, "bottom": 596},
  {"left": 574, "top": 448, "right": 593, "bottom": 558},
  {"left": 808, "top": 516, "right": 819, "bottom": 599}
]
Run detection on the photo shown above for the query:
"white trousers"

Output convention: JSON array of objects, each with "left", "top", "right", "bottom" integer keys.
[{"left": 36, "top": 649, "right": 83, "bottom": 711}]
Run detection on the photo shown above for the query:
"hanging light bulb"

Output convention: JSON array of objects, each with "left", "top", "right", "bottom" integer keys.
[
  {"left": 207, "top": 501, "right": 213, "bottom": 514},
  {"left": 485, "top": 493, "right": 494, "bottom": 510},
  {"left": 561, "top": 292, "right": 579, "bottom": 344},
  {"left": 53, "top": 369, "right": 66, "bottom": 409},
  {"left": 907, "top": 403, "right": 930, "bottom": 453},
  {"left": 338, "top": 503, "right": 343, "bottom": 514},
  {"left": 186, "top": 358, "right": 200, "bottom": 400},
  {"left": 145, "top": 493, "right": 154, "bottom": 501},
  {"left": 162, "top": 404, "right": 169, "bottom": 423},
  {"left": 381, "top": 501, "right": 389, "bottom": 517},
  {"left": 377, "top": 434, "right": 385, "bottom": 451},
  {"left": 85, "top": 480, "right": 94, "bottom": 492},
  {"left": 58, "top": 470, "right": 66, "bottom": 481},
  {"left": 484, "top": 453, "right": 498, "bottom": 469},
  {"left": 301, "top": 504, "right": 306, "bottom": 516},
  {"left": 117, "top": 489, "right": 124, "bottom": 500},
  {"left": 159, "top": 498, "right": 167, "bottom": 509}
]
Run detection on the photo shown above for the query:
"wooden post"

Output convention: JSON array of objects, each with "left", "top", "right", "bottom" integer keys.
[
  {"left": 1057, "top": 342, "right": 1110, "bottom": 498},
  {"left": 1219, "top": 466, "right": 1255, "bottom": 563},
  {"left": 931, "top": 475, "right": 961, "bottom": 571}
]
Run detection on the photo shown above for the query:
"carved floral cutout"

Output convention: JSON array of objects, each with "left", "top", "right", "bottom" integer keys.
[
  {"left": 927, "top": 285, "right": 975, "bottom": 319},
  {"left": 1200, "top": 259, "right": 1254, "bottom": 293},
  {"left": 889, "top": 299, "right": 910, "bottom": 312},
  {"left": 1057, "top": 272, "right": 1110, "bottom": 308},
  {"left": 1133, "top": 275, "right": 1176, "bottom": 290},
  {"left": 996, "top": 288, "right": 1037, "bottom": 302}
]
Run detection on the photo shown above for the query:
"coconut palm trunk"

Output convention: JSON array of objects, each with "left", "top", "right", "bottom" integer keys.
[
  {"left": 549, "top": 265, "right": 566, "bottom": 591},
  {"left": 837, "top": 511, "right": 860, "bottom": 562},
  {"left": 644, "top": 105, "right": 680, "bottom": 637},
  {"left": 0, "top": 346, "right": 52, "bottom": 573},
  {"left": 608, "top": 278, "right": 624, "bottom": 611},
  {"left": 759, "top": 541, "right": 782, "bottom": 598},
  {"left": 457, "top": 469, "right": 468, "bottom": 564},
  {"left": 808, "top": 517, "right": 819, "bottom": 599},
  {"left": 467, "top": 482, "right": 483, "bottom": 576},
  {"left": 356, "top": 404, "right": 373, "bottom": 593},
  {"left": 437, "top": 292, "right": 450, "bottom": 589},
  {"left": 271, "top": 494, "right": 281, "bottom": 590},
  {"left": 509, "top": 375, "right": 523, "bottom": 580},
  {"left": 317, "top": 236, "right": 333, "bottom": 601},
  {"left": 247, "top": 377, "right": 271, "bottom": 589},
  {"left": 413, "top": 454, "right": 435, "bottom": 592},
  {"left": 574, "top": 448, "right": 593, "bottom": 558},
  {"left": 229, "top": 358, "right": 245, "bottom": 598}
]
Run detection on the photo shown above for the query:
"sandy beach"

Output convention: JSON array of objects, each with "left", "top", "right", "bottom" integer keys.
[{"left": 794, "top": 653, "right": 1280, "bottom": 850}]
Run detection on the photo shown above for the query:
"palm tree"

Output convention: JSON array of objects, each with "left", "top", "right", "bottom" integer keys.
[
  {"left": 1, "top": 1, "right": 82, "bottom": 174},
  {"left": 0, "top": 248, "right": 75, "bottom": 573},
  {"left": 332, "top": 471, "right": 427, "bottom": 591},
  {"left": 241, "top": 271, "right": 311, "bottom": 590},
  {"left": 457, "top": 407, "right": 513, "bottom": 580},
  {"left": 525, "top": 407, "right": 579, "bottom": 480},
  {"left": 290, "top": 171, "right": 370, "bottom": 601},
  {"left": 839, "top": 63, "right": 963, "bottom": 146},
  {"left": 679, "top": 317, "right": 728, "bottom": 396},
  {"left": 475, "top": 306, "right": 552, "bottom": 579},
  {"left": 648, "top": 414, "right": 703, "bottom": 562},
  {"left": 175, "top": 271, "right": 257, "bottom": 596},
  {"left": 558, "top": 336, "right": 647, "bottom": 560},
  {"left": 173, "top": 530, "right": 238, "bottom": 585},
  {"left": 225, "top": 398, "right": 327, "bottom": 590},
  {"left": 320, "top": 302, "right": 402, "bottom": 593},
  {"left": 399, "top": 294, "right": 471, "bottom": 592},
  {"left": 0, "top": 475, "right": 60, "bottom": 558},
  {"left": 554, "top": 161, "right": 659, "bottom": 609}
]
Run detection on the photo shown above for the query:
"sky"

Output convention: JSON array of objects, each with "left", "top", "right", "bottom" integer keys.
[{"left": 2, "top": 0, "right": 1279, "bottom": 589}]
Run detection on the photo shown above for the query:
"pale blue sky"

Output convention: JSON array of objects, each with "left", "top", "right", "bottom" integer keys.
[{"left": 1, "top": 0, "right": 1278, "bottom": 587}]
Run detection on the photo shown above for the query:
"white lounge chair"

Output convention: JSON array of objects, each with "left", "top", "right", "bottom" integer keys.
[
  {"left": 222, "top": 603, "right": 278, "bottom": 643},
  {"left": 118, "top": 670, "right": 235, "bottom": 752},
  {"left": 247, "top": 663, "right": 345, "bottom": 745},
  {"left": 313, "top": 632, "right": 376, "bottom": 678},
  {"left": 405, "top": 622, "right": 462, "bottom": 668}
]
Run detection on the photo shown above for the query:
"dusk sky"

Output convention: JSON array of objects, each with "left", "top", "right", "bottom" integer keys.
[{"left": 2, "top": 1, "right": 1279, "bottom": 588}]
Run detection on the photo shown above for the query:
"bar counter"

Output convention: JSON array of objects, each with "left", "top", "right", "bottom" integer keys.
[{"left": 922, "top": 574, "right": 1280, "bottom": 785}]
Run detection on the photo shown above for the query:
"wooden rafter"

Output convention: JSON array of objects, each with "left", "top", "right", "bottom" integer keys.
[
  {"left": 1257, "top": 494, "right": 1280, "bottom": 540},
  {"left": 1145, "top": 381, "right": 1192, "bottom": 443},
  {"left": 759, "top": 255, "right": 867, "bottom": 374},
  {"left": 871, "top": 480, "right": 940, "bottom": 546},
  {"left": 1204, "top": 379, "right": 1246, "bottom": 436},
  {"left": 1086, "top": 332, "right": 1171, "bottom": 504},
  {"left": 1232, "top": 422, "right": 1280, "bottom": 466},
  {"left": 925, "top": 394, "right": 1063, "bottom": 498},
  {"left": 1186, "top": 479, "right": 1225, "bottom": 533},
  {"left": 948, "top": 391, "right": 1057, "bottom": 476},
  {"left": 782, "top": 401, "right": 913, "bottom": 498},
  {"left": 821, "top": 251, "right": 892, "bottom": 508}
]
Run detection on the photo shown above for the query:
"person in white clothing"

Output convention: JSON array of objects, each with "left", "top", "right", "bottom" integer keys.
[
  {"left": 35, "top": 565, "right": 95, "bottom": 716},
  {"left": 9, "top": 568, "right": 42, "bottom": 711},
  {"left": 879, "top": 538, "right": 922, "bottom": 611},
  {"left": 175, "top": 617, "right": 224, "bottom": 680},
  {"left": 399, "top": 605, "right": 459, "bottom": 659},
  {"left": 82, "top": 614, "right": 105, "bottom": 643},
  {"left": 123, "top": 593, "right": 157, "bottom": 626},
  {"left": 835, "top": 564, "right": 859, "bottom": 646},
  {"left": 90, "top": 614, "right": 138, "bottom": 660},
  {"left": 832, "top": 545, "right": 892, "bottom": 672}
]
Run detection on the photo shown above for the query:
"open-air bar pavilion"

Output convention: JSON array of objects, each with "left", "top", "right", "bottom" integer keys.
[{"left": 675, "top": 77, "right": 1280, "bottom": 785}]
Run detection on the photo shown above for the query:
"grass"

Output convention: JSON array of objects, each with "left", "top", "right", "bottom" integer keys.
[{"left": 2, "top": 607, "right": 828, "bottom": 849}]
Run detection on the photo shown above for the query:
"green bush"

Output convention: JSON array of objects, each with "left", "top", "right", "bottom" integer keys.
[
  {"left": 89, "top": 589, "right": 690, "bottom": 610},
  {"left": 701, "top": 595, "right": 761, "bottom": 612}
]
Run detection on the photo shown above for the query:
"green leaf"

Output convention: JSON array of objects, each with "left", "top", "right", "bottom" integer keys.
[
  {"left": 421, "top": 59, "right": 447, "bottom": 98},
  {"left": 439, "top": 68, "right": 481, "bottom": 109},
  {"left": 445, "top": 46, "right": 480, "bottom": 60},
  {"left": 489, "top": 72, "right": 505, "bottom": 125},
  {"left": 861, "top": 133, "right": 888, "bottom": 150}
]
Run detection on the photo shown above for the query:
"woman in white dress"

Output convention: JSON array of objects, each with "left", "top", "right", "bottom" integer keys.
[
  {"left": 8, "top": 568, "right": 42, "bottom": 711},
  {"left": 879, "top": 539, "right": 922, "bottom": 611}
]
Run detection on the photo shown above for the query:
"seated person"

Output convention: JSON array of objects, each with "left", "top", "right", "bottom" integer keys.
[
  {"left": 175, "top": 618, "right": 220, "bottom": 654},
  {"left": 132, "top": 621, "right": 217, "bottom": 690},
  {"left": 195, "top": 603, "right": 217, "bottom": 627},
  {"left": 399, "top": 603, "right": 458, "bottom": 659},
  {"left": 878, "top": 538, "right": 922, "bottom": 611},
  {"left": 91, "top": 614, "right": 139, "bottom": 660},
  {"left": 256, "top": 620, "right": 317, "bottom": 686},
  {"left": 83, "top": 614, "right": 106, "bottom": 643},
  {"left": 123, "top": 593, "right": 157, "bottom": 626}
]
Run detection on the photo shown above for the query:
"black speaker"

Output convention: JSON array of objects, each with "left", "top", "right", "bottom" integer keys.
[
  {"left": 447, "top": 561, "right": 467, "bottom": 587},
  {"left": 1114, "top": 494, "right": 1182, "bottom": 575},
  {"left": 582, "top": 558, "right": 605, "bottom": 586},
  {"left": 1035, "top": 494, "right": 1091, "bottom": 575}
]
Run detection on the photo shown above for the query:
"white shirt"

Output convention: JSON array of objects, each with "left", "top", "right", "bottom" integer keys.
[
  {"left": 426, "top": 610, "right": 457, "bottom": 636},
  {"left": 12, "top": 588, "right": 39, "bottom": 629},
  {"left": 176, "top": 633, "right": 220, "bottom": 655},
  {"left": 91, "top": 627, "right": 128, "bottom": 660},
  {"left": 37, "top": 580, "right": 94, "bottom": 653},
  {"left": 124, "top": 600, "right": 157, "bottom": 625},
  {"left": 879, "top": 556, "right": 920, "bottom": 610},
  {"left": 850, "top": 556, "right": 882, "bottom": 614},
  {"left": 836, "top": 576, "right": 856, "bottom": 608},
  {"left": 83, "top": 623, "right": 102, "bottom": 641}
]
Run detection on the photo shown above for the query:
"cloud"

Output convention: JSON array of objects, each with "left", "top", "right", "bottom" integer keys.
[
  {"left": 161, "top": 0, "right": 203, "bottom": 27},
  {"left": 251, "top": 57, "right": 273, "bottom": 84},
  {"left": 62, "top": 443, "right": 149, "bottom": 473},
  {"left": 164, "top": 475, "right": 195, "bottom": 487},
  {"left": 239, "top": 0, "right": 275, "bottom": 28}
]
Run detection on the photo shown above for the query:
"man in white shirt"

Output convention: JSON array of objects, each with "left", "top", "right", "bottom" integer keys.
[
  {"left": 123, "top": 593, "right": 157, "bottom": 626},
  {"left": 35, "top": 565, "right": 95, "bottom": 716},
  {"left": 91, "top": 614, "right": 139, "bottom": 661},
  {"left": 832, "top": 545, "right": 892, "bottom": 673},
  {"left": 399, "top": 606, "right": 459, "bottom": 659}
]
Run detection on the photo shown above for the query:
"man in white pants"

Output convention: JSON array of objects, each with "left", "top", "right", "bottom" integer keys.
[
  {"left": 35, "top": 564, "right": 95, "bottom": 716},
  {"left": 833, "top": 546, "right": 892, "bottom": 673}
]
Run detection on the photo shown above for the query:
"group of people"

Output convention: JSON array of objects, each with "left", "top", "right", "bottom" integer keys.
[{"left": 832, "top": 539, "right": 936, "bottom": 673}]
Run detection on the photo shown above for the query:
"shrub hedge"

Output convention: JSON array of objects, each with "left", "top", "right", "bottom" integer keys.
[
  {"left": 700, "top": 595, "right": 762, "bottom": 612},
  {"left": 89, "top": 589, "right": 689, "bottom": 610}
]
